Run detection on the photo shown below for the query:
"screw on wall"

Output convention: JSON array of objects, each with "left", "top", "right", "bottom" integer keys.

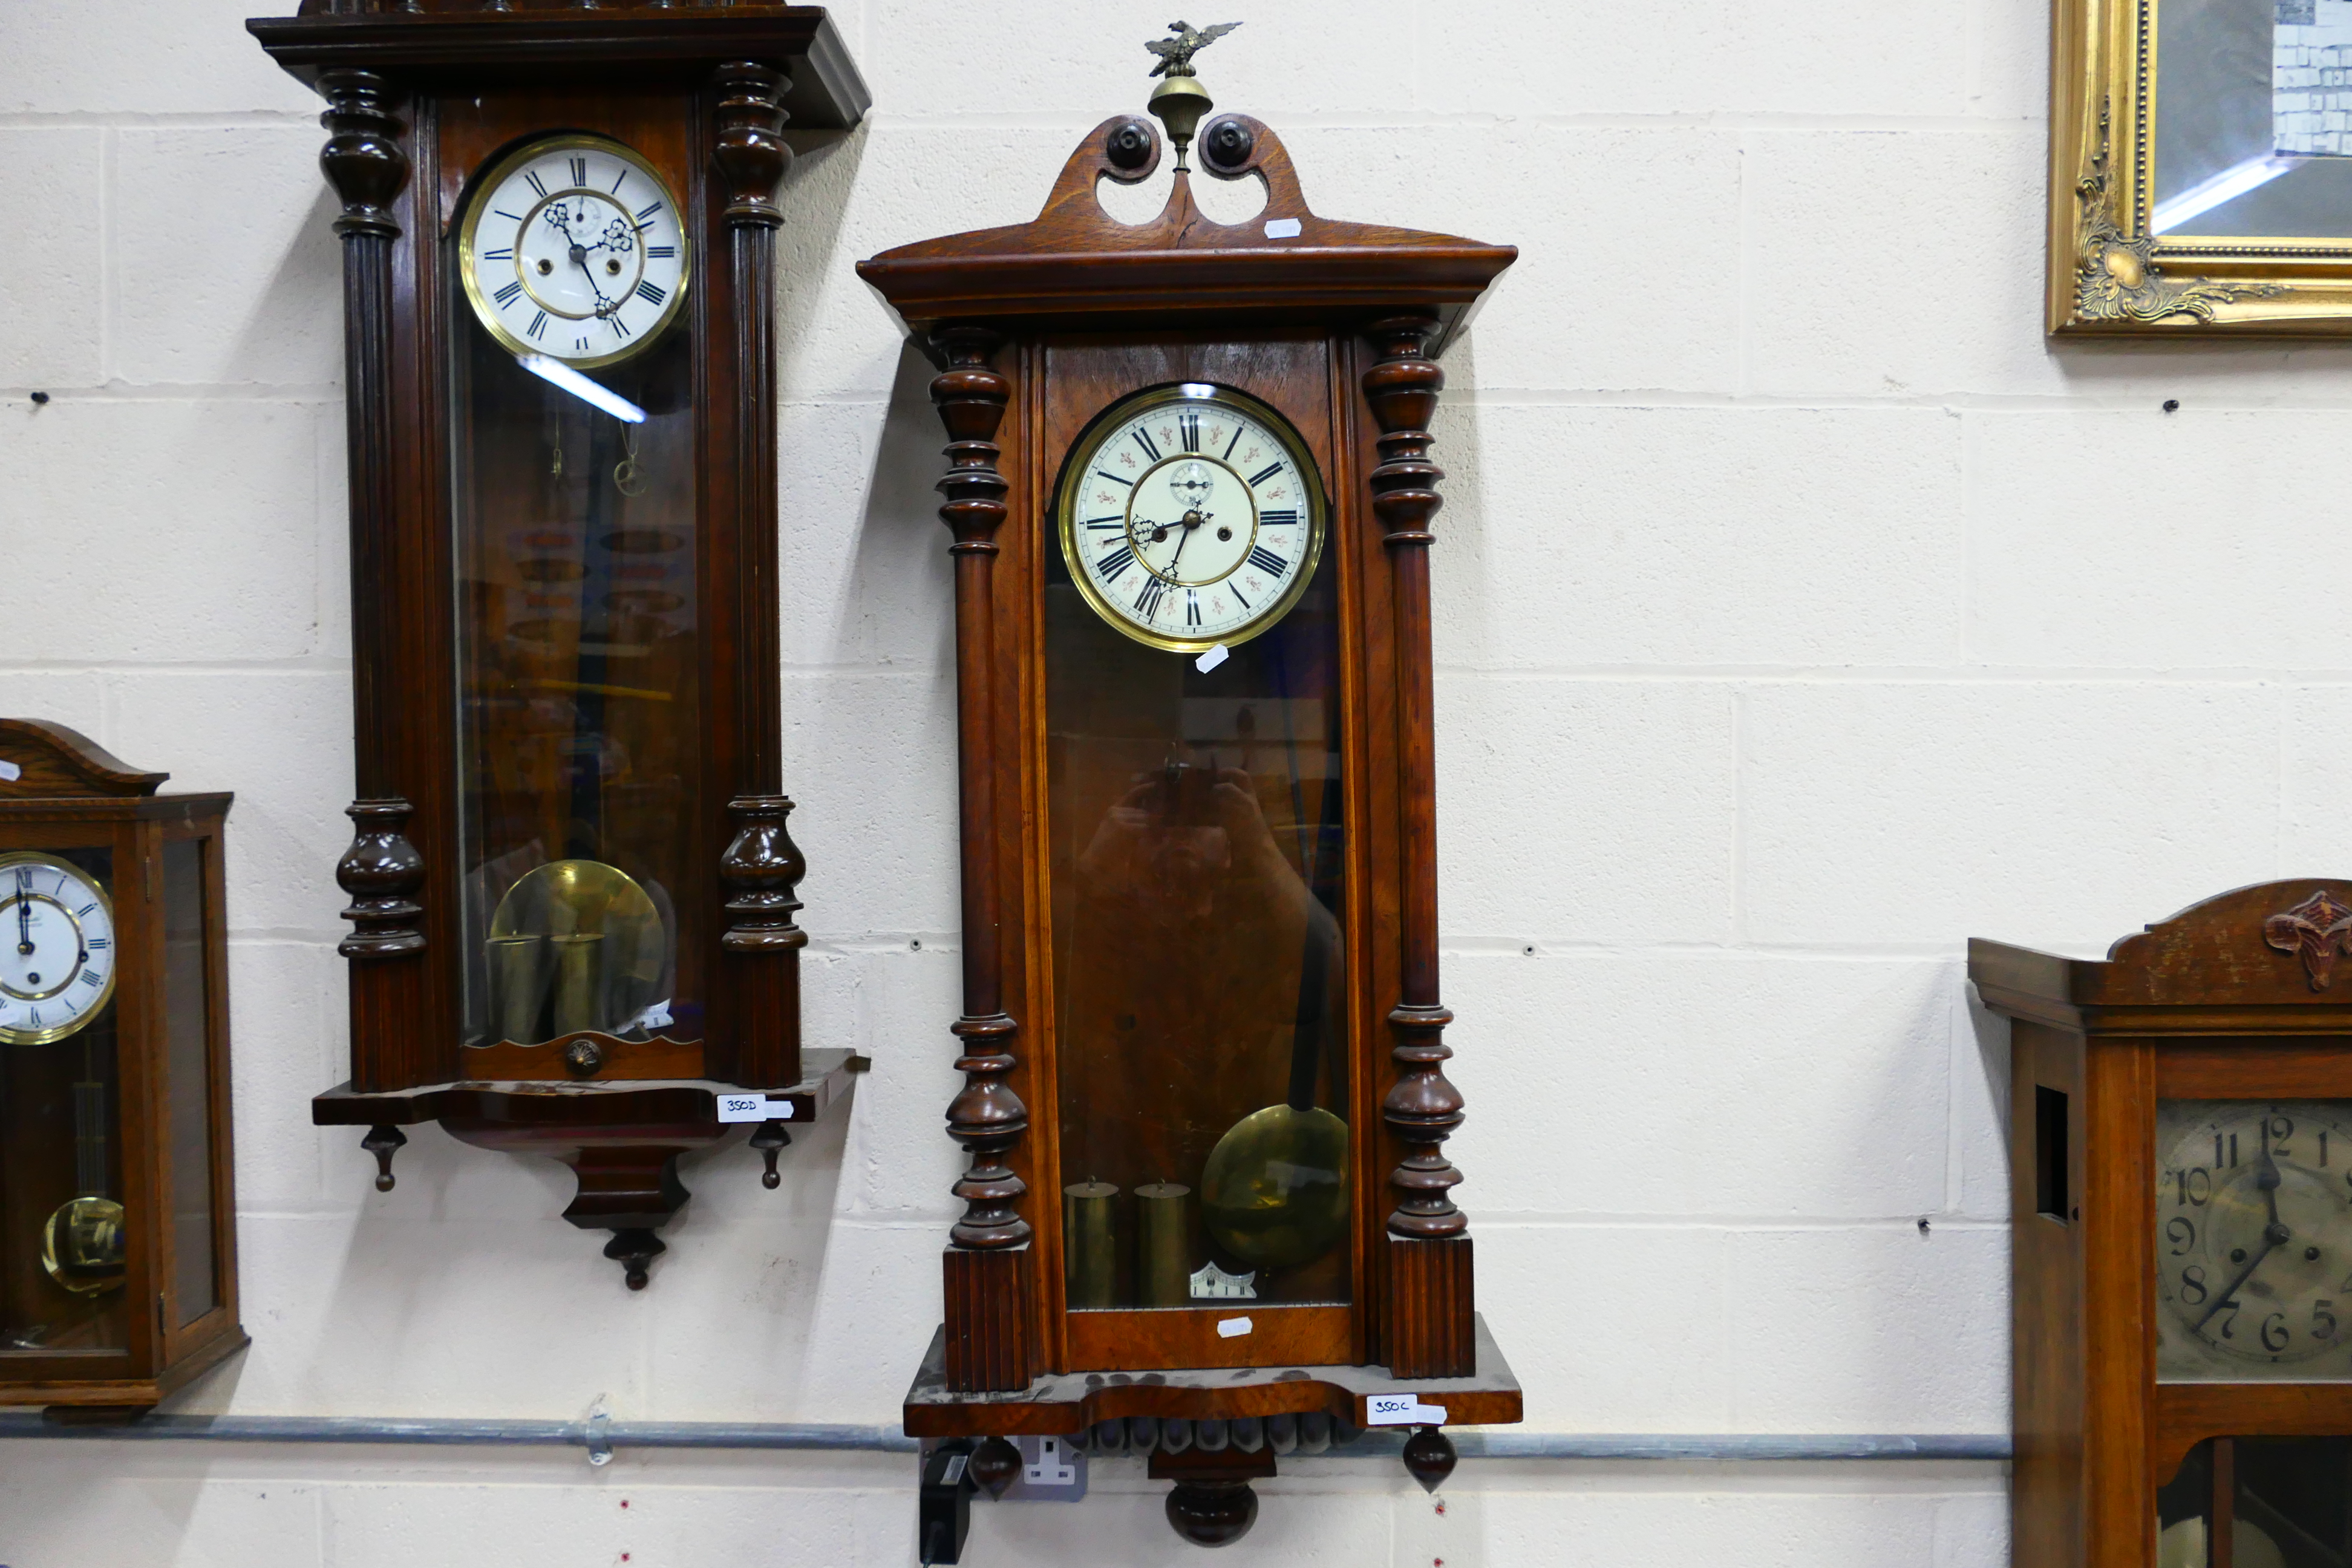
[
  {"left": 28, "top": 392, "right": 47, "bottom": 405},
  {"left": 1917, "top": 1217, "right": 1931, "bottom": 1235},
  {"left": 2162, "top": 399, "right": 2180, "bottom": 413},
  {"left": 910, "top": 938, "right": 922, "bottom": 950}
]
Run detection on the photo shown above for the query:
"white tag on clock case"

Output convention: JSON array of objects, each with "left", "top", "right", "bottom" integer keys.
[
  {"left": 1216, "top": 1316, "right": 1253, "bottom": 1338},
  {"left": 1364, "top": 1393, "right": 1449, "bottom": 1426},
  {"left": 1194, "top": 643, "right": 1231, "bottom": 674},
  {"left": 0, "top": 760, "right": 19, "bottom": 782},
  {"left": 715, "top": 1094, "right": 793, "bottom": 1124}
]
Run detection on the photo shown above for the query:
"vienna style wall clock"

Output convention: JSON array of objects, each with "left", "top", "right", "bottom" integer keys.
[
  {"left": 247, "top": 1, "right": 869, "bottom": 1289},
  {"left": 859, "top": 26, "right": 1522, "bottom": 1549},
  {"left": 1974, "top": 884, "right": 2352, "bottom": 1568},
  {"left": 0, "top": 720, "right": 242, "bottom": 1410}
]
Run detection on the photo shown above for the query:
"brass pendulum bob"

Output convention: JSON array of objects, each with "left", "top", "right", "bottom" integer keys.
[
  {"left": 43, "top": 1072, "right": 126, "bottom": 1296},
  {"left": 1200, "top": 913, "right": 1348, "bottom": 1273}
]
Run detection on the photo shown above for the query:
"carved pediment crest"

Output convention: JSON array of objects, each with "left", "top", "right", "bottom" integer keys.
[{"left": 2262, "top": 889, "right": 2352, "bottom": 989}]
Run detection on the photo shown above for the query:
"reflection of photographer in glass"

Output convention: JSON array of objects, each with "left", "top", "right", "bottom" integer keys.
[{"left": 1061, "top": 750, "right": 1344, "bottom": 1276}]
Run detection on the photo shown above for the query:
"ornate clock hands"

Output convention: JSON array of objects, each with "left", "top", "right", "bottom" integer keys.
[
  {"left": 16, "top": 872, "right": 31, "bottom": 956},
  {"left": 2194, "top": 1121, "right": 2294, "bottom": 1333}
]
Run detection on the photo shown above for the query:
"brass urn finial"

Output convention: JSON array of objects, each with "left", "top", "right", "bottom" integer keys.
[{"left": 1145, "top": 20, "right": 1240, "bottom": 172}]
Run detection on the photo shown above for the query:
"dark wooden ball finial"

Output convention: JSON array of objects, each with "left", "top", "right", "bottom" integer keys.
[
  {"left": 1400, "top": 1425, "right": 1457, "bottom": 1494},
  {"left": 969, "top": 1436, "right": 1021, "bottom": 1500},
  {"left": 1165, "top": 1478, "right": 1258, "bottom": 1547}
]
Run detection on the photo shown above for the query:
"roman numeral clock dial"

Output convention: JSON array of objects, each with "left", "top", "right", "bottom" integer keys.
[
  {"left": 1059, "top": 384, "right": 1327, "bottom": 651},
  {"left": 0, "top": 853, "right": 117, "bottom": 1046},
  {"left": 457, "top": 134, "right": 689, "bottom": 369}
]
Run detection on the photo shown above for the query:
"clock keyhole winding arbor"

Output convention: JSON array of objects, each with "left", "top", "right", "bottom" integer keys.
[
  {"left": 247, "top": 1, "right": 869, "bottom": 1289},
  {"left": 859, "top": 42, "right": 1525, "bottom": 1546}
]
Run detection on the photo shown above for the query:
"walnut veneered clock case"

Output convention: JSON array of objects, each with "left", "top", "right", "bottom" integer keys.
[
  {"left": 858, "top": 34, "right": 1523, "bottom": 1547},
  {"left": 1973, "top": 884, "right": 2352, "bottom": 1568},
  {"left": 247, "top": 1, "right": 869, "bottom": 1289},
  {"left": 0, "top": 720, "right": 243, "bottom": 1409}
]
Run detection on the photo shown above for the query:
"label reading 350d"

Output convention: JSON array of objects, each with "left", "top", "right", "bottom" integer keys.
[{"left": 715, "top": 1094, "right": 795, "bottom": 1124}]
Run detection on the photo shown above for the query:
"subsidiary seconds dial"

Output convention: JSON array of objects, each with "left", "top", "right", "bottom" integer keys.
[
  {"left": 2157, "top": 1101, "right": 2352, "bottom": 1374},
  {"left": 1059, "top": 384, "right": 1327, "bottom": 652},
  {"left": 0, "top": 852, "right": 116, "bottom": 1045},
  {"left": 459, "top": 134, "right": 688, "bottom": 368}
]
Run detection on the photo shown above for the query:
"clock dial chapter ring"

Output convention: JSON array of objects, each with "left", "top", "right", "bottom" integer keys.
[
  {"left": 456, "top": 132, "right": 690, "bottom": 371},
  {"left": 1057, "top": 382, "right": 1327, "bottom": 655},
  {"left": 2155, "top": 1100, "right": 2352, "bottom": 1374},
  {"left": 0, "top": 851, "right": 116, "bottom": 1046}
]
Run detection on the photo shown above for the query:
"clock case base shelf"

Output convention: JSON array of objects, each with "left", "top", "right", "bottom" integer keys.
[
  {"left": 903, "top": 1310, "right": 1520, "bottom": 1437},
  {"left": 313, "top": 1048, "right": 862, "bottom": 1290},
  {"left": 1, "top": 1324, "right": 251, "bottom": 1413},
  {"left": 908, "top": 1314, "right": 1515, "bottom": 1546}
]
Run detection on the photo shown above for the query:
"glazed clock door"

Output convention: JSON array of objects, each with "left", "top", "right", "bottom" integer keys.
[
  {"left": 1040, "top": 342, "right": 1356, "bottom": 1370},
  {"left": 447, "top": 125, "right": 706, "bottom": 1076}
]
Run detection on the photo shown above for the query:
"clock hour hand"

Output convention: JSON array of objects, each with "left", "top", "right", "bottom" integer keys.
[
  {"left": 2192, "top": 1130, "right": 2292, "bottom": 1334},
  {"left": 15, "top": 871, "right": 30, "bottom": 956}
]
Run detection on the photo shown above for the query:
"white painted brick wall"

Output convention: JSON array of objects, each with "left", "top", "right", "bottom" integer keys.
[{"left": 6, "top": 0, "right": 2342, "bottom": 1561}]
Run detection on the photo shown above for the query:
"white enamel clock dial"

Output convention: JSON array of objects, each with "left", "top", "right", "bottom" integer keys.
[
  {"left": 1059, "top": 384, "right": 1327, "bottom": 652},
  {"left": 0, "top": 852, "right": 116, "bottom": 1046},
  {"left": 459, "top": 134, "right": 689, "bottom": 369}
]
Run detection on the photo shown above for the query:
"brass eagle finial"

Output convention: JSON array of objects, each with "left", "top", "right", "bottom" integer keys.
[{"left": 1145, "top": 20, "right": 1241, "bottom": 78}]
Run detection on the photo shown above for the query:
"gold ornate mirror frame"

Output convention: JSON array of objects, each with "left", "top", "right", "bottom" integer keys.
[{"left": 2053, "top": 0, "right": 2352, "bottom": 335}]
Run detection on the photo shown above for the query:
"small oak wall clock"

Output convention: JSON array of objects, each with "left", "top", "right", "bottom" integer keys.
[
  {"left": 859, "top": 25, "right": 1523, "bottom": 1548},
  {"left": 0, "top": 720, "right": 243, "bottom": 1410},
  {"left": 1973, "top": 883, "right": 2352, "bottom": 1568},
  {"left": 246, "top": 1, "right": 869, "bottom": 1289}
]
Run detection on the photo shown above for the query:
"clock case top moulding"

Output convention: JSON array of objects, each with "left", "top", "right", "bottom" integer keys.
[
  {"left": 247, "top": 1, "right": 869, "bottom": 1290},
  {"left": 859, "top": 78, "right": 1521, "bottom": 1548}
]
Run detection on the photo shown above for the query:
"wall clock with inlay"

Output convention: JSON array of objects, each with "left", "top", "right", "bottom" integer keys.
[
  {"left": 858, "top": 23, "right": 1523, "bottom": 1550},
  {"left": 0, "top": 719, "right": 243, "bottom": 1410},
  {"left": 247, "top": 0, "right": 871, "bottom": 1289},
  {"left": 1974, "top": 884, "right": 2352, "bottom": 1568}
]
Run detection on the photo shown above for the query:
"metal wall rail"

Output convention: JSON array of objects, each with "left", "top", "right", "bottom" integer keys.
[{"left": 0, "top": 1414, "right": 2011, "bottom": 1464}]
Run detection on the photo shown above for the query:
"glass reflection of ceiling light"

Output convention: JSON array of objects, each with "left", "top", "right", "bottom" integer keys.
[
  {"left": 2152, "top": 156, "right": 2301, "bottom": 234},
  {"left": 517, "top": 353, "right": 647, "bottom": 424}
]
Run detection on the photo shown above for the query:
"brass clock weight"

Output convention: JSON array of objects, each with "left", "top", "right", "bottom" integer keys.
[
  {"left": 0, "top": 719, "right": 243, "bottom": 1410},
  {"left": 866, "top": 23, "right": 1524, "bottom": 1549},
  {"left": 247, "top": 4, "right": 871, "bottom": 1287}
]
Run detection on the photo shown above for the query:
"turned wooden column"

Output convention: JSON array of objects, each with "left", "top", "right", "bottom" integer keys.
[
  {"left": 1364, "top": 315, "right": 1474, "bottom": 1378},
  {"left": 710, "top": 60, "right": 806, "bottom": 1088},
  {"left": 931, "top": 325, "right": 1034, "bottom": 1393},
  {"left": 318, "top": 68, "right": 423, "bottom": 1094}
]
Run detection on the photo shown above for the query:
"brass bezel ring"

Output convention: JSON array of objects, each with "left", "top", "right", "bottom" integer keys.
[
  {"left": 457, "top": 132, "right": 691, "bottom": 373},
  {"left": 0, "top": 850, "right": 116, "bottom": 1047},
  {"left": 1054, "top": 382, "right": 1330, "bottom": 655}
]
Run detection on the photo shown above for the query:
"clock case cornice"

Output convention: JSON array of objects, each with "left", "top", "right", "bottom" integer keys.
[
  {"left": 250, "top": 4, "right": 868, "bottom": 1287},
  {"left": 249, "top": 1, "right": 869, "bottom": 129},
  {"left": 857, "top": 113, "right": 1517, "bottom": 351}
]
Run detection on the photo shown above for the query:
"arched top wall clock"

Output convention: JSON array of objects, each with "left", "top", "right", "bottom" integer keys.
[{"left": 857, "top": 23, "right": 1523, "bottom": 1549}]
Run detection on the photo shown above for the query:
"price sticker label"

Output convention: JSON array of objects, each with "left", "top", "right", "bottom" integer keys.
[
  {"left": 716, "top": 1094, "right": 792, "bottom": 1124},
  {"left": 1215, "top": 1316, "right": 1253, "bottom": 1338},
  {"left": 1365, "top": 1393, "right": 1449, "bottom": 1426},
  {"left": 0, "top": 760, "right": 19, "bottom": 782}
]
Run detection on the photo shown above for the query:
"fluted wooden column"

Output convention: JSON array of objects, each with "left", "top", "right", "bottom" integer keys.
[
  {"left": 318, "top": 69, "right": 423, "bottom": 1095},
  {"left": 710, "top": 60, "right": 806, "bottom": 1088}
]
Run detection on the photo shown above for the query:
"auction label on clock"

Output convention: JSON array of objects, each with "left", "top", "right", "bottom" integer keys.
[
  {"left": 714, "top": 1094, "right": 796, "bottom": 1124},
  {"left": 1365, "top": 1394, "right": 1449, "bottom": 1426}
]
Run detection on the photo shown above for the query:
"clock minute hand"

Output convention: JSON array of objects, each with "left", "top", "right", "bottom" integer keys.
[
  {"left": 2192, "top": 1138, "right": 2292, "bottom": 1334},
  {"left": 15, "top": 872, "right": 31, "bottom": 956}
]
